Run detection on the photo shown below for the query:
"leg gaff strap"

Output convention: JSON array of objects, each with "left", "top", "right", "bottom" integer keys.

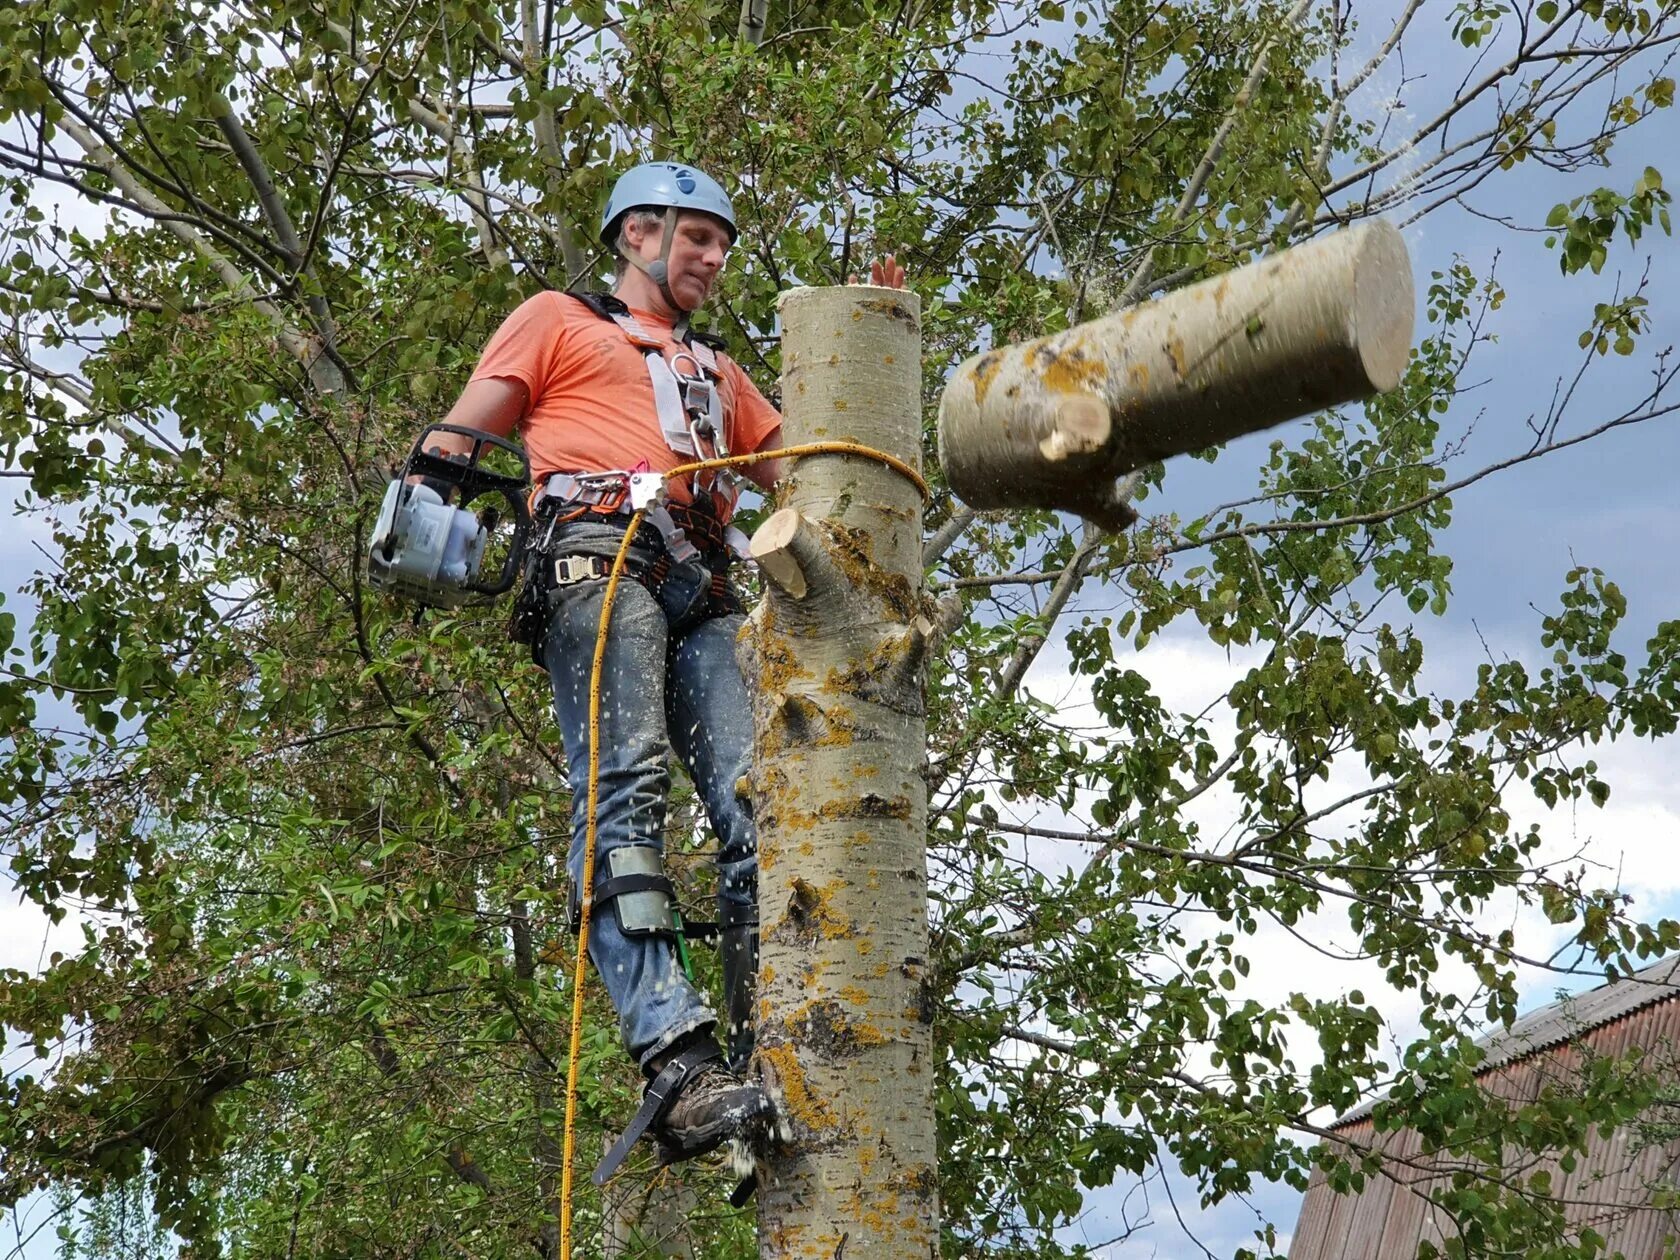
[
  {"left": 570, "top": 847, "right": 725, "bottom": 943},
  {"left": 574, "top": 847, "right": 677, "bottom": 938},
  {"left": 729, "top": 1171, "right": 758, "bottom": 1208},
  {"left": 718, "top": 898, "right": 760, "bottom": 1070}
]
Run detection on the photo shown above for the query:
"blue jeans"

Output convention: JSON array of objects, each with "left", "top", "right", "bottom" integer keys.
[{"left": 541, "top": 520, "right": 757, "bottom": 1069}]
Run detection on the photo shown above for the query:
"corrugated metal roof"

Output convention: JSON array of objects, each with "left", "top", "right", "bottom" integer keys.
[
  {"left": 1333, "top": 954, "right": 1680, "bottom": 1128},
  {"left": 1290, "top": 985, "right": 1680, "bottom": 1260},
  {"left": 1478, "top": 954, "right": 1680, "bottom": 1072}
]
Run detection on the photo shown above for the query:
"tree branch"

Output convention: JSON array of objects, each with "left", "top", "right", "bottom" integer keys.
[
  {"left": 210, "top": 91, "right": 352, "bottom": 394},
  {"left": 54, "top": 115, "right": 325, "bottom": 379},
  {"left": 1116, "top": 0, "right": 1316, "bottom": 306},
  {"left": 321, "top": 16, "right": 512, "bottom": 272},
  {"left": 516, "top": 0, "right": 587, "bottom": 282},
  {"left": 1161, "top": 393, "right": 1680, "bottom": 558}
]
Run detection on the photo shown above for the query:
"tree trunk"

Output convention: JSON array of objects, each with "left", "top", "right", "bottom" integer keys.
[
  {"left": 602, "top": 1163, "right": 697, "bottom": 1259},
  {"left": 738, "top": 0, "right": 770, "bottom": 45},
  {"left": 936, "top": 219, "right": 1415, "bottom": 528},
  {"left": 740, "top": 285, "right": 938, "bottom": 1259}
]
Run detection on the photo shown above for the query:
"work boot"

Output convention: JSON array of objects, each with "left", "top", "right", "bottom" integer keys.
[
  {"left": 651, "top": 1043, "right": 772, "bottom": 1158},
  {"left": 593, "top": 1035, "right": 773, "bottom": 1186}
]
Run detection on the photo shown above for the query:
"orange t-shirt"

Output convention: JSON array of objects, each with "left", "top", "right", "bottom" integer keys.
[{"left": 469, "top": 291, "right": 782, "bottom": 512}]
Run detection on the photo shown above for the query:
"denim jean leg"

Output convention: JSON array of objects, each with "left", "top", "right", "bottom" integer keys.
[
  {"left": 544, "top": 559, "right": 715, "bottom": 1067},
  {"left": 665, "top": 613, "right": 758, "bottom": 928}
]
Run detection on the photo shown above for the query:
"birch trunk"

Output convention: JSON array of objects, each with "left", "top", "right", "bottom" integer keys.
[
  {"left": 937, "top": 220, "right": 1415, "bottom": 528},
  {"left": 602, "top": 1164, "right": 697, "bottom": 1259},
  {"left": 740, "top": 285, "right": 937, "bottom": 1259}
]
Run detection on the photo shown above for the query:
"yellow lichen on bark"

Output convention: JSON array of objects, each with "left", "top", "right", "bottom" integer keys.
[
  {"left": 1035, "top": 335, "right": 1109, "bottom": 395},
  {"left": 760, "top": 1042, "right": 839, "bottom": 1131}
]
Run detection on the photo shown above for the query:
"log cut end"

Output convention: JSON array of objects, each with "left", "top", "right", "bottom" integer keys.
[
  {"left": 750, "top": 508, "right": 814, "bottom": 600},
  {"left": 1350, "top": 219, "right": 1416, "bottom": 393},
  {"left": 1037, "top": 393, "right": 1111, "bottom": 462}
]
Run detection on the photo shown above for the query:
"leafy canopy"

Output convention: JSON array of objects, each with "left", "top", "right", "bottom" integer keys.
[{"left": 1, "top": 0, "right": 1678, "bottom": 1256}]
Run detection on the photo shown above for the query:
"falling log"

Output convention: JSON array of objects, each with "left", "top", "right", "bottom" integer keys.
[{"left": 936, "top": 220, "right": 1416, "bottom": 529}]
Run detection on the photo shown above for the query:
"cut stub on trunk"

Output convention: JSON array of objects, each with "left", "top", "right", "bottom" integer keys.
[{"left": 936, "top": 220, "right": 1416, "bottom": 529}]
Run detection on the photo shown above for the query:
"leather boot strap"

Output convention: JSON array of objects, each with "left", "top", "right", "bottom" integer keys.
[{"left": 592, "top": 1042, "right": 720, "bottom": 1186}]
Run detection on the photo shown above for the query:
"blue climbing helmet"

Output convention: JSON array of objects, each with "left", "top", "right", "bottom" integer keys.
[{"left": 599, "top": 162, "right": 737, "bottom": 250}]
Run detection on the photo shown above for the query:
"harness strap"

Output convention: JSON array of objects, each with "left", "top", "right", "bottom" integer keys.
[
  {"left": 565, "top": 292, "right": 739, "bottom": 514},
  {"left": 594, "top": 871, "right": 675, "bottom": 902},
  {"left": 665, "top": 501, "right": 752, "bottom": 563},
  {"left": 542, "top": 472, "right": 628, "bottom": 511},
  {"left": 596, "top": 305, "right": 664, "bottom": 350},
  {"left": 568, "top": 862, "right": 721, "bottom": 941},
  {"left": 643, "top": 504, "right": 700, "bottom": 563},
  {"left": 675, "top": 918, "right": 721, "bottom": 944},
  {"left": 643, "top": 343, "right": 694, "bottom": 458},
  {"left": 718, "top": 899, "right": 759, "bottom": 930},
  {"left": 537, "top": 473, "right": 702, "bottom": 563},
  {"left": 592, "top": 1042, "right": 722, "bottom": 1186}
]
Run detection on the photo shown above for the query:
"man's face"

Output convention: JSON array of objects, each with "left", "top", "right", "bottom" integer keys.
[{"left": 633, "top": 211, "right": 732, "bottom": 309}]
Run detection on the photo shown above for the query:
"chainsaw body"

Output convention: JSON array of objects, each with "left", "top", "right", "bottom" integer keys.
[{"left": 368, "top": 424, "right": 531, "bottom": 608}]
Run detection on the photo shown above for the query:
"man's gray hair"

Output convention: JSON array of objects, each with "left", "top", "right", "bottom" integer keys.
[{"left": 613, "top": 208, "right": 666, "bottom": 279}]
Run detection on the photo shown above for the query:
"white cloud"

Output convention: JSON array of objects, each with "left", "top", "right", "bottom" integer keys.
[{"left": 0, "top": 891, "right": 88, "bottom": 978}]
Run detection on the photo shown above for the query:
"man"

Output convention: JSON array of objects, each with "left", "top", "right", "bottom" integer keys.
[{"left": 432, "top": 161, "right": 905, "bottom": 1173}]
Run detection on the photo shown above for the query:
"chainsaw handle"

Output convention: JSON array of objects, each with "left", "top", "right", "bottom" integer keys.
[
  {"left": 469, "top": 518, "right": 526, "bottom": 598},
  {"left": 403, "top": 423, "right": 529, "bottom": 490}
]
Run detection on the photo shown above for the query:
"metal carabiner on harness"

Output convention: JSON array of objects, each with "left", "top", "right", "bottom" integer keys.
[
  {"left": 572, "top": 470, "right": 634, "bottom": 499},
  {"left": 671, "top": 349, "right": 726, "bottom": 496}
]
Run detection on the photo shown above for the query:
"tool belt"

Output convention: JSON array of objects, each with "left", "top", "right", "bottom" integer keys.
[{"left": 507, "top": 482, "right": 744, "bottom": 667}]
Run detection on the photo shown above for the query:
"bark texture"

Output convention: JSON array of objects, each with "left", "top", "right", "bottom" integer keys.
[
  {"left": 741, "top": 285, "right": 937, "bottom": 1259},
  {"left": 937, "top": 220, "right": 1415, "bottom": 528}
]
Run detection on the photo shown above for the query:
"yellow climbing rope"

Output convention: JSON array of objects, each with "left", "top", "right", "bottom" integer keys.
[
  {"left": 557, "top": 505, "right": 644, "bottom": 1256},
  {"left": 555, "top": 440, "right": 927, "bottom": 1259},
  {"left": 669, "top": 439, "right": 929, "bottom": 500}
]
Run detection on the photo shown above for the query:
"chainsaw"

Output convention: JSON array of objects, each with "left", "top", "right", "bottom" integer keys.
[{"left": 367, "top": 423, "right": 531, "bottom": 609}]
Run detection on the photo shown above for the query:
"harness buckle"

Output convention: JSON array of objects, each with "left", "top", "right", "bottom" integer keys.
[
  {"left": 573, "top": 472, "right": 631, "bottom": 510},
  {"left": 679, "top": 376, "right": 716, "bottom": 426},
  {"left": 540, "top": 471, "right": 632, "bottom": 517},
  {"left": 553, "top": 555, "right": 611, "bottom": 586}
]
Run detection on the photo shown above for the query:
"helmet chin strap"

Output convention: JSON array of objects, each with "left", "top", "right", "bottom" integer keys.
[{"left": 619, "top": 207, "right": 692, "bottom": 334}]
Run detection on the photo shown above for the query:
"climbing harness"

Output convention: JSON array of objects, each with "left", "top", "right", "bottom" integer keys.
[
  {"left": 554, "top": 440, "right": 928, "bottom": 1260},
  {"left": 533, "top": 463, "right": 751, "bottom": 565},
  {"left": 566, "top": 291, "right": 742, "bottom": 508}
]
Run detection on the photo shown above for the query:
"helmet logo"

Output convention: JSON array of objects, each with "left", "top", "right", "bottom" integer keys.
[{"left": 674, "top": 168, "right": 697, "bottom": 194}]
